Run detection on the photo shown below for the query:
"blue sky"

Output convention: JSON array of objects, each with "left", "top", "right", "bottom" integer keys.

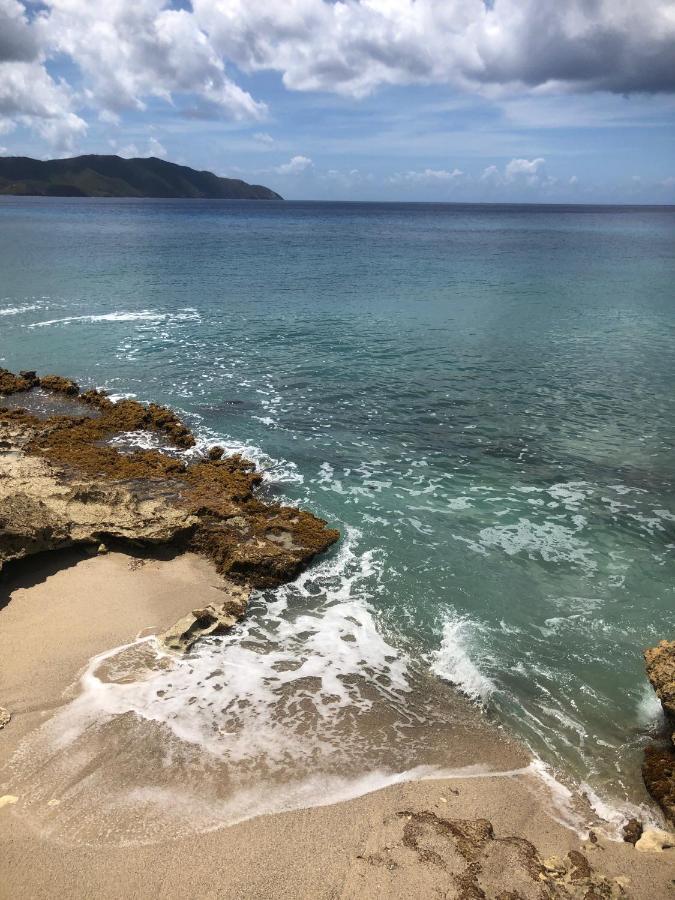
[{"left": 1, "top": 0, "right": 674, "bottom": 202}]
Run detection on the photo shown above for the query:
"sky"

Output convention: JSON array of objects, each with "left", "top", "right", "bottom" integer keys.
[{"left": 1, "top": 0, "right": 674, "bottom": 202}]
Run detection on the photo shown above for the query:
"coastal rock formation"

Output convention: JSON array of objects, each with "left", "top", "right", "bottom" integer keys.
[
  {"left": 160, "top": 585, "right": 249, "bottom": 652},
  {"left": 0, "top": 369, "right": 339, "bottom": 639},
  {"left": 644, "top": 640, "right": 675, "bottom": 721},
  {"left": 642, "top": 640, "right": 675, "bottom": 825}
]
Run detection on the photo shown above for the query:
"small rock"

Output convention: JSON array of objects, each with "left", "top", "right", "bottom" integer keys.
[
  {"left": 0, "top": 796, "right": 18, "bottom": 809},
  {"left": 0, "top": 707, "right": 10, "bottom": 729},
  {"left": 160, "top": 587, "right": 249, "bottom": 652},
  {"left": 208, "top": 445, "right": 225, "bottom": 461},
  {"left": 635, "top": 827, "right": 675, "bottom": 852},
  {"left": 97, "top": 542, "right": 108, "bottom": 554},
  {"left": 622, "top": 817, "right": 643, "bottom": 845}
]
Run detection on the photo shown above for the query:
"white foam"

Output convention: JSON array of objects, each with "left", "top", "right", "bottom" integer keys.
[
  {"left": 0, "top": 303, "right": 40, "bottom": 316},
  {"left": 472, "top": 518, "right": 597, "bottom": 570},
  {"left": 27, "top": 309, "right": 200, "bottom": 328},
  {"left": 431, "top": 614, "right": 495, "bottom": 702},
  {"left": 23, "top": 529, "right": 408, "bottom": 766}
]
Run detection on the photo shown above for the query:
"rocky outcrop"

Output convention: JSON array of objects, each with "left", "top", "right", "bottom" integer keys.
[
  {"left": 645, "top": 640, "right": 675, "bottom": 721},
  {"left": 160, "top": 584, "right": 249, "bottom": 652},
  {"left": 642, "top": 640, "right": 675, "bottom": 825},
  {"left": 0, "top": 369, "right": 339, "bottom": 647},
  {"left": 0, "top": 451, "right": 197, "bottom": 570}
]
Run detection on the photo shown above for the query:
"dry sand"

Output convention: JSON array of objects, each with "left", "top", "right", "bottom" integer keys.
[{"left": 1, "top": 551, "right": 673, "bottom": 899}]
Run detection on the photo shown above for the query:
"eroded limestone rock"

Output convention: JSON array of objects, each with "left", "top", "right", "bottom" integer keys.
[
  {"left": 0, "top": 708, "right": 10, "bottom": 729},
  {"left": 0, "top": 369, "right": 339, "bottom": 589},
  {"left": 160, "top": 583, "right": 249, "bottom": 652},
  {"left": 634, "top": 827, "right": 675, "bottom": 853}
]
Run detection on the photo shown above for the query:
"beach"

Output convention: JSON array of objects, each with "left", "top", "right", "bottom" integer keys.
[{"left": 2, "top": 549, "right": 673, "bottom": 900}]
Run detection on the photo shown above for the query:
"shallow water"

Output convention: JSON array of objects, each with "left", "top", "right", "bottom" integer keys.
[{"left": 1, "top": 198, "right": 674, "bottom": 824}]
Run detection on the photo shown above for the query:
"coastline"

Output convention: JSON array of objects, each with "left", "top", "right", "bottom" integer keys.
[
  {"left": 1, "top": 369, "right": 674, "bottom": 897},
  {"left": 2, "top": 549, "right": 674, "bottom": 899}
]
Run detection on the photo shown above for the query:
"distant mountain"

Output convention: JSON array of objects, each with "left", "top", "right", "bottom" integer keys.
[{"left": 0, "top": 155, "right": 282, "bottom": 200}]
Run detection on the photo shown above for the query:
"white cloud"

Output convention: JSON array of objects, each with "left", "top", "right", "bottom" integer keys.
[
  {"left": 504, "top": 157, "right": 545, "bottom": 181},
  {"left": 392, "top": 167, "right": 464, "bottom": 184},
  {"left": 0, "top": 60, "right": 86, "bottom": 150},
  {"left": 115, "top": 136, "right": 168, "bottom": 159},
  {"left": 482, "top": 157, "right": 551, "bottom": 188},
  {"left": 253, "top": 131, "right": 275, "bottom": 145},
  {"left": 193, "top": 0, "right": 675, "bottom": 97},
  {"left": 275, "top": 154, "right": 313, "bottom": 175},
  {"left": 39, "top": 1, "right": 266, "bottom": 120}
]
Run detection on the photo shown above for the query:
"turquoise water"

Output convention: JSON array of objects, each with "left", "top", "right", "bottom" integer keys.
[{"left": 1, "top": 198, "right": 674, "bottom": 817}]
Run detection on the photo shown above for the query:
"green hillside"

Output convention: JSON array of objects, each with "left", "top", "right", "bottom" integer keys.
[{"left": 0, "top": 155, "right": 282, "bottom": 199}]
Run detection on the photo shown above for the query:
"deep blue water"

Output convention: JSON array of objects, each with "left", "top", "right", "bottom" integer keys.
[{"left": 1, "top": 198, "right": 674, "bottom": 816}]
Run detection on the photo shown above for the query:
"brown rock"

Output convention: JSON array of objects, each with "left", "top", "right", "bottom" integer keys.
[
  {"left": 644, "top": 640, "right": 675, "bottom": 722},
  {"left": 642, "top": 743, "right": 675, "bottom": 825},
  {"left": 38, "top": 374, "right": 80, "bottom": 396},
  {"left": 0, "top": 708, "right": 10, "bottom": 729},
  {"left": 0, "top": 368, "right": 35, "bottom": 394},
  {"left": 621, "top": 818, "right": 643, "bottom": 845},
  {"left": 0, "top": 368, "right": 339, "bottom": 645},
  {"left": 208, "top": 445, "right": 224, "bottom": 461}
]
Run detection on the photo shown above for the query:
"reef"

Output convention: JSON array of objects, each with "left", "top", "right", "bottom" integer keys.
[
  {"left": 642, "top": 640, "right": 675, "bottom": 824},
  {"left": 0, "top": 368, "right": 339, "bottom": 623}
]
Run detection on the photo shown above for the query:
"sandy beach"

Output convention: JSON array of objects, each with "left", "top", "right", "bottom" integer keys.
[{"left": 1, "top": 550, "right": 673, "bottom": 899}]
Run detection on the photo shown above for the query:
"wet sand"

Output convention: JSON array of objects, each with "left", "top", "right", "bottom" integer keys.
[{"left": 1, "top": 552, "right": 673, "bottom": 899}]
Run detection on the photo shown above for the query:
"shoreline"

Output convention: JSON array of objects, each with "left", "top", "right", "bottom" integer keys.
[
  {"left": 1, "top": 369, "right": 674, "bottom": 896},
  {"left": 1, "top": 549, "right": 674, "bottom": 898}
]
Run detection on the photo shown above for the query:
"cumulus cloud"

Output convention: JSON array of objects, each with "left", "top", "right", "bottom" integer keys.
[
  {"left": 193, "top": 0, "right": 675, "bottom": 97},
  {"left": 275, "top": 154, "right": 313, "bottom": 174},
  {"left": 2, "top": 0, "right": 675, "bottom": 158},
  {"left": 482, "top": 157, "right": 553, "bottom": 187},
  {"left": 0, "top": 60, "right": 86, "bottom": 149},
  {"left": 115, "top": 136, "right": 168, "bottom": 158},
  {"left": 39, "top": 1, "right": 265, "bottom": 120},
  {"left": 0, "top": 0, "right": 38, "bottom": 63},
  {"left": 391, "top": 167, "right": 464, "bottom": 184}
]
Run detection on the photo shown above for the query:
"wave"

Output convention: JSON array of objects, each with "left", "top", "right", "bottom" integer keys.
[
  {"left": 431, "top": 613, "right": 495, "bottom": 702},
  {"left": 0, "top": 303, "right": 41, "bottom": 316},
  {"left": 27, "top": 309, "right": 200, "bottom": 328}
]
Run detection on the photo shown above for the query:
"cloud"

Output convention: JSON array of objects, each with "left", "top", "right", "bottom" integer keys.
[
  {"left": 0, "top": 60, "right": 87, "bottom": 150},
  {"left": 482, "top": 157, "right": 552, "bottom": 187},
  {"left": 39, "top": 1, "right": 266, "bottom": 120},
  {"left": 275, "top": 154, "right": 313, "bottom": 175},
  {"left": 115, "top": 136, "right": 168, "bottom": 159},
  {"left": 193, "top": 0, "right": 675, "bottom": 97},
  {"left": 253, "top": 131, "right": 275, "bottom": 145},
  {"left": 391, "top": 167, "right": 464, "bottom": 184},
  {"left": 0, "top": 0, "right": 38, "bottom": 62}
]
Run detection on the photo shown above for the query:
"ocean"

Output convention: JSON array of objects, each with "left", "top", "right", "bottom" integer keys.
[{"left": 1, "top": 197, "right": 674, "bottom": 833}]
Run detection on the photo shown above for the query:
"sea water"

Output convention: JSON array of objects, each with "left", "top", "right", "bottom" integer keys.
[{"left": 1, "top": 198, "right": 674, "bottom": 832}]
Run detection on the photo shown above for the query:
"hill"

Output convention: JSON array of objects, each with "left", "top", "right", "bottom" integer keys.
[{"left": 0, "top": 155, "right": 282, "bottom": 199}]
